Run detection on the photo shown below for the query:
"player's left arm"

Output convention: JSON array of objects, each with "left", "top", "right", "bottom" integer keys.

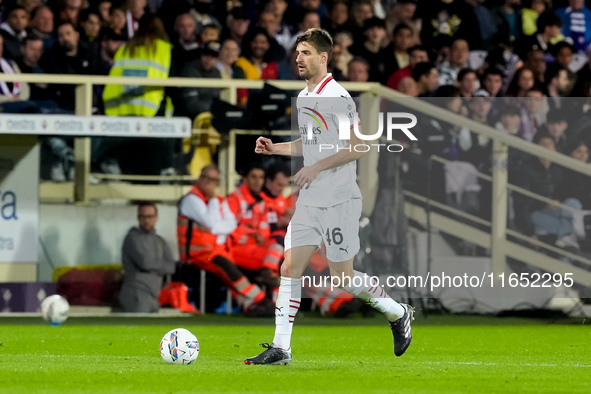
[{"left": 293, "top": 125, "right": 366, "bottom": 189}]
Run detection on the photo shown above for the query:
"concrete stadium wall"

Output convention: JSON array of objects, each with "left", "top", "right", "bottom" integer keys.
[{"left": 37, "top": 203, "right": 179, "bottom": 282}]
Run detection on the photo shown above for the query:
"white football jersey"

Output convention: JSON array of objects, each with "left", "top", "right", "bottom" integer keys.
[{"left": 296, "top": 73, "right": 362, "bottom": 207}]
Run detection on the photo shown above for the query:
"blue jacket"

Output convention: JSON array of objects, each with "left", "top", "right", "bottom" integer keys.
[{"left": 555, "top": 6, "right": 591, "bottom": 51}]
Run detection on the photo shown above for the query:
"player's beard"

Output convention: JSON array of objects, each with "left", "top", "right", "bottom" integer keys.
[{"left": 298, "top": 64, "right": 316, "bottom": 80}]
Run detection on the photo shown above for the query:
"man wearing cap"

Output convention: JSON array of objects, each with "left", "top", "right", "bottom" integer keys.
[{"left": 176, "top": 41, "right": 222, "bottom": 119}]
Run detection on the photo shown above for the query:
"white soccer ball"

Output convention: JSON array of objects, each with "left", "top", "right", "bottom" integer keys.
[
  {"left": 160, "top": 328, "right": 199, "bottom": 364},
  {"left": 41, "top": 294, "right": 70, "bottom": 326}
]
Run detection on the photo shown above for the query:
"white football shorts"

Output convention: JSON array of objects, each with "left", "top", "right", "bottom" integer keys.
[{"left": 284, "top": 198, "right": 362, "bottom": 263}]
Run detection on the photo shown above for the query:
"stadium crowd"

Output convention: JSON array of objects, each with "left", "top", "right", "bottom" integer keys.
[{"left": 2, "top": 0, "right": 591, "bottom": 311}]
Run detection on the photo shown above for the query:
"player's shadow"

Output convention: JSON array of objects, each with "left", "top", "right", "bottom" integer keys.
[
  {"left": 39, "top": 226, "right": 68, "bottom": 279},
  {"left": 75, "top": 221, "right": 113, "bottom": 264}
]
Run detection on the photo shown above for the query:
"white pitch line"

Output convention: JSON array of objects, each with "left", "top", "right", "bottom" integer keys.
[{"left": 419, "top": 361, "right": 590, "bottom": 368}]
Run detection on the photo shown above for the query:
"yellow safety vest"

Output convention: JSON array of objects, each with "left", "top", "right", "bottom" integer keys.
[{"left": 103, "top": 38, "right": 173, "bottom": 117}]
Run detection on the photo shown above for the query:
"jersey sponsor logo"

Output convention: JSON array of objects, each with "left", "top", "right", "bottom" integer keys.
[{"left": 302, "top": 107, "right": 328, "bottom": 131}]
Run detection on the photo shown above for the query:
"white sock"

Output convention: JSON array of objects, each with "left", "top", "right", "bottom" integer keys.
[
  {"left": 341, "top": 270, "right": 405, "bottom": 321},
  {"left": 272, "top": 277, "right": 301, "bottom": 350}
]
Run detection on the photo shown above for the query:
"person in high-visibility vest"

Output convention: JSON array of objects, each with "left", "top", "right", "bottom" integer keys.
[
  {"left": 103, "top": 13, "right": 173, "bottom": 117},
  {"left": 101, "top": 14, "right": 175, "bottom": 176}
]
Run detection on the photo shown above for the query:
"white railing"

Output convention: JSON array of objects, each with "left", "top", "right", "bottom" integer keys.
[{"left": 1, "top": 73, "right": 590, "bottom": 287}]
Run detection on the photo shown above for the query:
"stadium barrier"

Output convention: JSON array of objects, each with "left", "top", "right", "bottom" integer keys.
[{"left": 1, "top": 74, "right": 590, "bottom": 291}]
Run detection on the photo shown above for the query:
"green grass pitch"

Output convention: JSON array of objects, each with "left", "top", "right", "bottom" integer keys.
[{"left": 0, "top": 314, "right": 589, "bottom": 393}]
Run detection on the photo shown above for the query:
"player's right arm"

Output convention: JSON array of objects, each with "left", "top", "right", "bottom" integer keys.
[{"left": 255, "top": 137, "right": 303, "bottom": 156}]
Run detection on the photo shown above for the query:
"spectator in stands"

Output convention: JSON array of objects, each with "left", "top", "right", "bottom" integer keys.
[
  {"left": 123, "top": 0, "right": 146, "bottom": 39},
  {"left": 102, "top": 15, "right": 175, "bottom": 176},
  {"left": 386, "top": 44, "right": 428, "bottom": 91},
  {"left": 493, "top": 0, "right": 524, "bottom": 44},
  {"left": 465, "top": 0, "right": 498, "bottom": 51},
  {"left": 513, "top": 131, "right": 581, "bottom": 250},
  {"left": 544, "top": 64, "right": 569, "bottom": 110},
  {"left": 254, "top": 11, "right": 286, "bottom": 63},
  {"left": 457, "top": 68, "right": 478, "bottom": 97},
  {"left": 278, "top": 42, "right": 299, "bottom": 80},
  {"left": 119, "top": 202, "right": 176, "bottom": 313},
  {"left": 495, "top": 104, "right": 521, "bottom": 137},
  {"left": 236, "top": 27, "right": 278, "bottom": 80},
  {"left": 297, "top": 0, "right": 328, "bottom": 20},
  {"left": 42, "top": 21, "right": 96, "bottom": 111},
  {"left": 16, "top": 34, "right": 56, "bottom": 104},
  {"left": 349, "top": 17, "right": 390, "bottom": 83},
  {"left": 322, "top": 0, "right": 348, "bottom": 36},
  {"left": 542, "top": 109, "right": 569, "bottom": 153},
  {"left": 200, "top": 24, "right": 220, "bottom": 43},
  {"left": 18, "top": 0, "right": 42, "bottom": 14},
  {"left": 334, "top": 31, "right": 353, "bottom": 77},
  {"left": 217, "top": 38, "right": 243, "bottom": 79},
  {"left": 327, "top": 42, "right": 344, "bottom": 80},
  {"left": 0, "top": 34, "right": 31, "bottom": 110},
  {"left": 79, "top": 8, "right": 101, "bottom": 45},
  {"left": 555, "top": 0, "right": 591, "bottom": 54},
  {"left": 522, "top": 0, "right": 549, "bottom": 36},
  {"left": 97, "top": 0, "right": 112, "bottom": 26},
  {"left": 29, "top": 6, "right": 55, "bottom": 51},
  {"left": 524, "top": 49, "right": 547, "bottom": 85},
  {"left": 176, "top": 41, "right": 221, "bottom": 120},
  {"left": 109, "top": 5, "right": 126, "bottom": 36},
  {"left": 506, "top": 67, "right": 536, "bottom": 97},
  {"left": 348, "top": 0, "right": 373, "bottom": 42},
  {"left": 386, "top": 0, "right": 420, "bottom": 46},
  {"left": 90, "top": 28, "right": 123, "bottom": 115},
  {"left": 397, "top": 76, "right": 418, "bottom": 96},
  {"left": 480, "top": 42, "right": 521, "bottom": 94},
  {"left": 58, "top": 0, "right": 85, "bottom": 27},
  {"left": 258, "top": 11, "right": 281, "bottom": 45},
  {"left": 177, "top": 165, "right": 274, "bottom": 316},
  {"left": 438, "top": 38, "right": 470, "bottom": 86},
  {"left": 420, "top": 0, "right": 479, "bottom": 51},
  {"left": 413, "top": 62, "right": 439, "bottom": 97},
  {"left": 227, "top": 164, "right": 283, "bottom": 289},
  {"left": 480, "top": 67, "right": 504, "bottom": 97},
  {"left": 0, "top": 6, "right": 29, "bottom": 61},
  {"left": 518, "top": 88, "right": 546, "bottom": 142},
  {"left": 347, "top": 56, "right": 369, "bottom": 83},
  {"left": 287, "top": 11, "right": 321, "bottom": 52},
  {"left": 515, "top": 11, "right": 563, "bottom": 60},
  {"left": 95, "top": 28, "right": 123, "bottom": 76},
  {"left": 551, "top": 41, "right": 576, "bottom": 96},
  {"left": 264, "top": 0, "right": 292, "bottom": 51},
  {"left": 172, "top": 13, "right": 200, "bottom": 72},
  {"left": 220, "top": 7, "right": 249, "bottom": 49},
  {"left": 423, "top": 85, "right": 478, "bottom": 163},
  {"left": 563, "top": 140, "right": 591, "bottom": 210},
  {"left": 467, "top": 92, "right": 493, "bottom": 125},
  {"left": 386, "top": 23, "right": 414, "bottom": 73}
]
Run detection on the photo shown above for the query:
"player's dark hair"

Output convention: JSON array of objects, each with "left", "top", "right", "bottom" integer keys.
[
  {"left": 138, "top": 201, "right": 158, "bottom": 215},
  {"left": 295, "top": 28, "right": 333, "bottom": 61}
]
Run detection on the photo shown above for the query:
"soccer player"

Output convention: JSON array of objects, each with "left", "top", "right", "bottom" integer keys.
[{"left": 244, "top": 28, "right": 414, "bottom": 365}]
